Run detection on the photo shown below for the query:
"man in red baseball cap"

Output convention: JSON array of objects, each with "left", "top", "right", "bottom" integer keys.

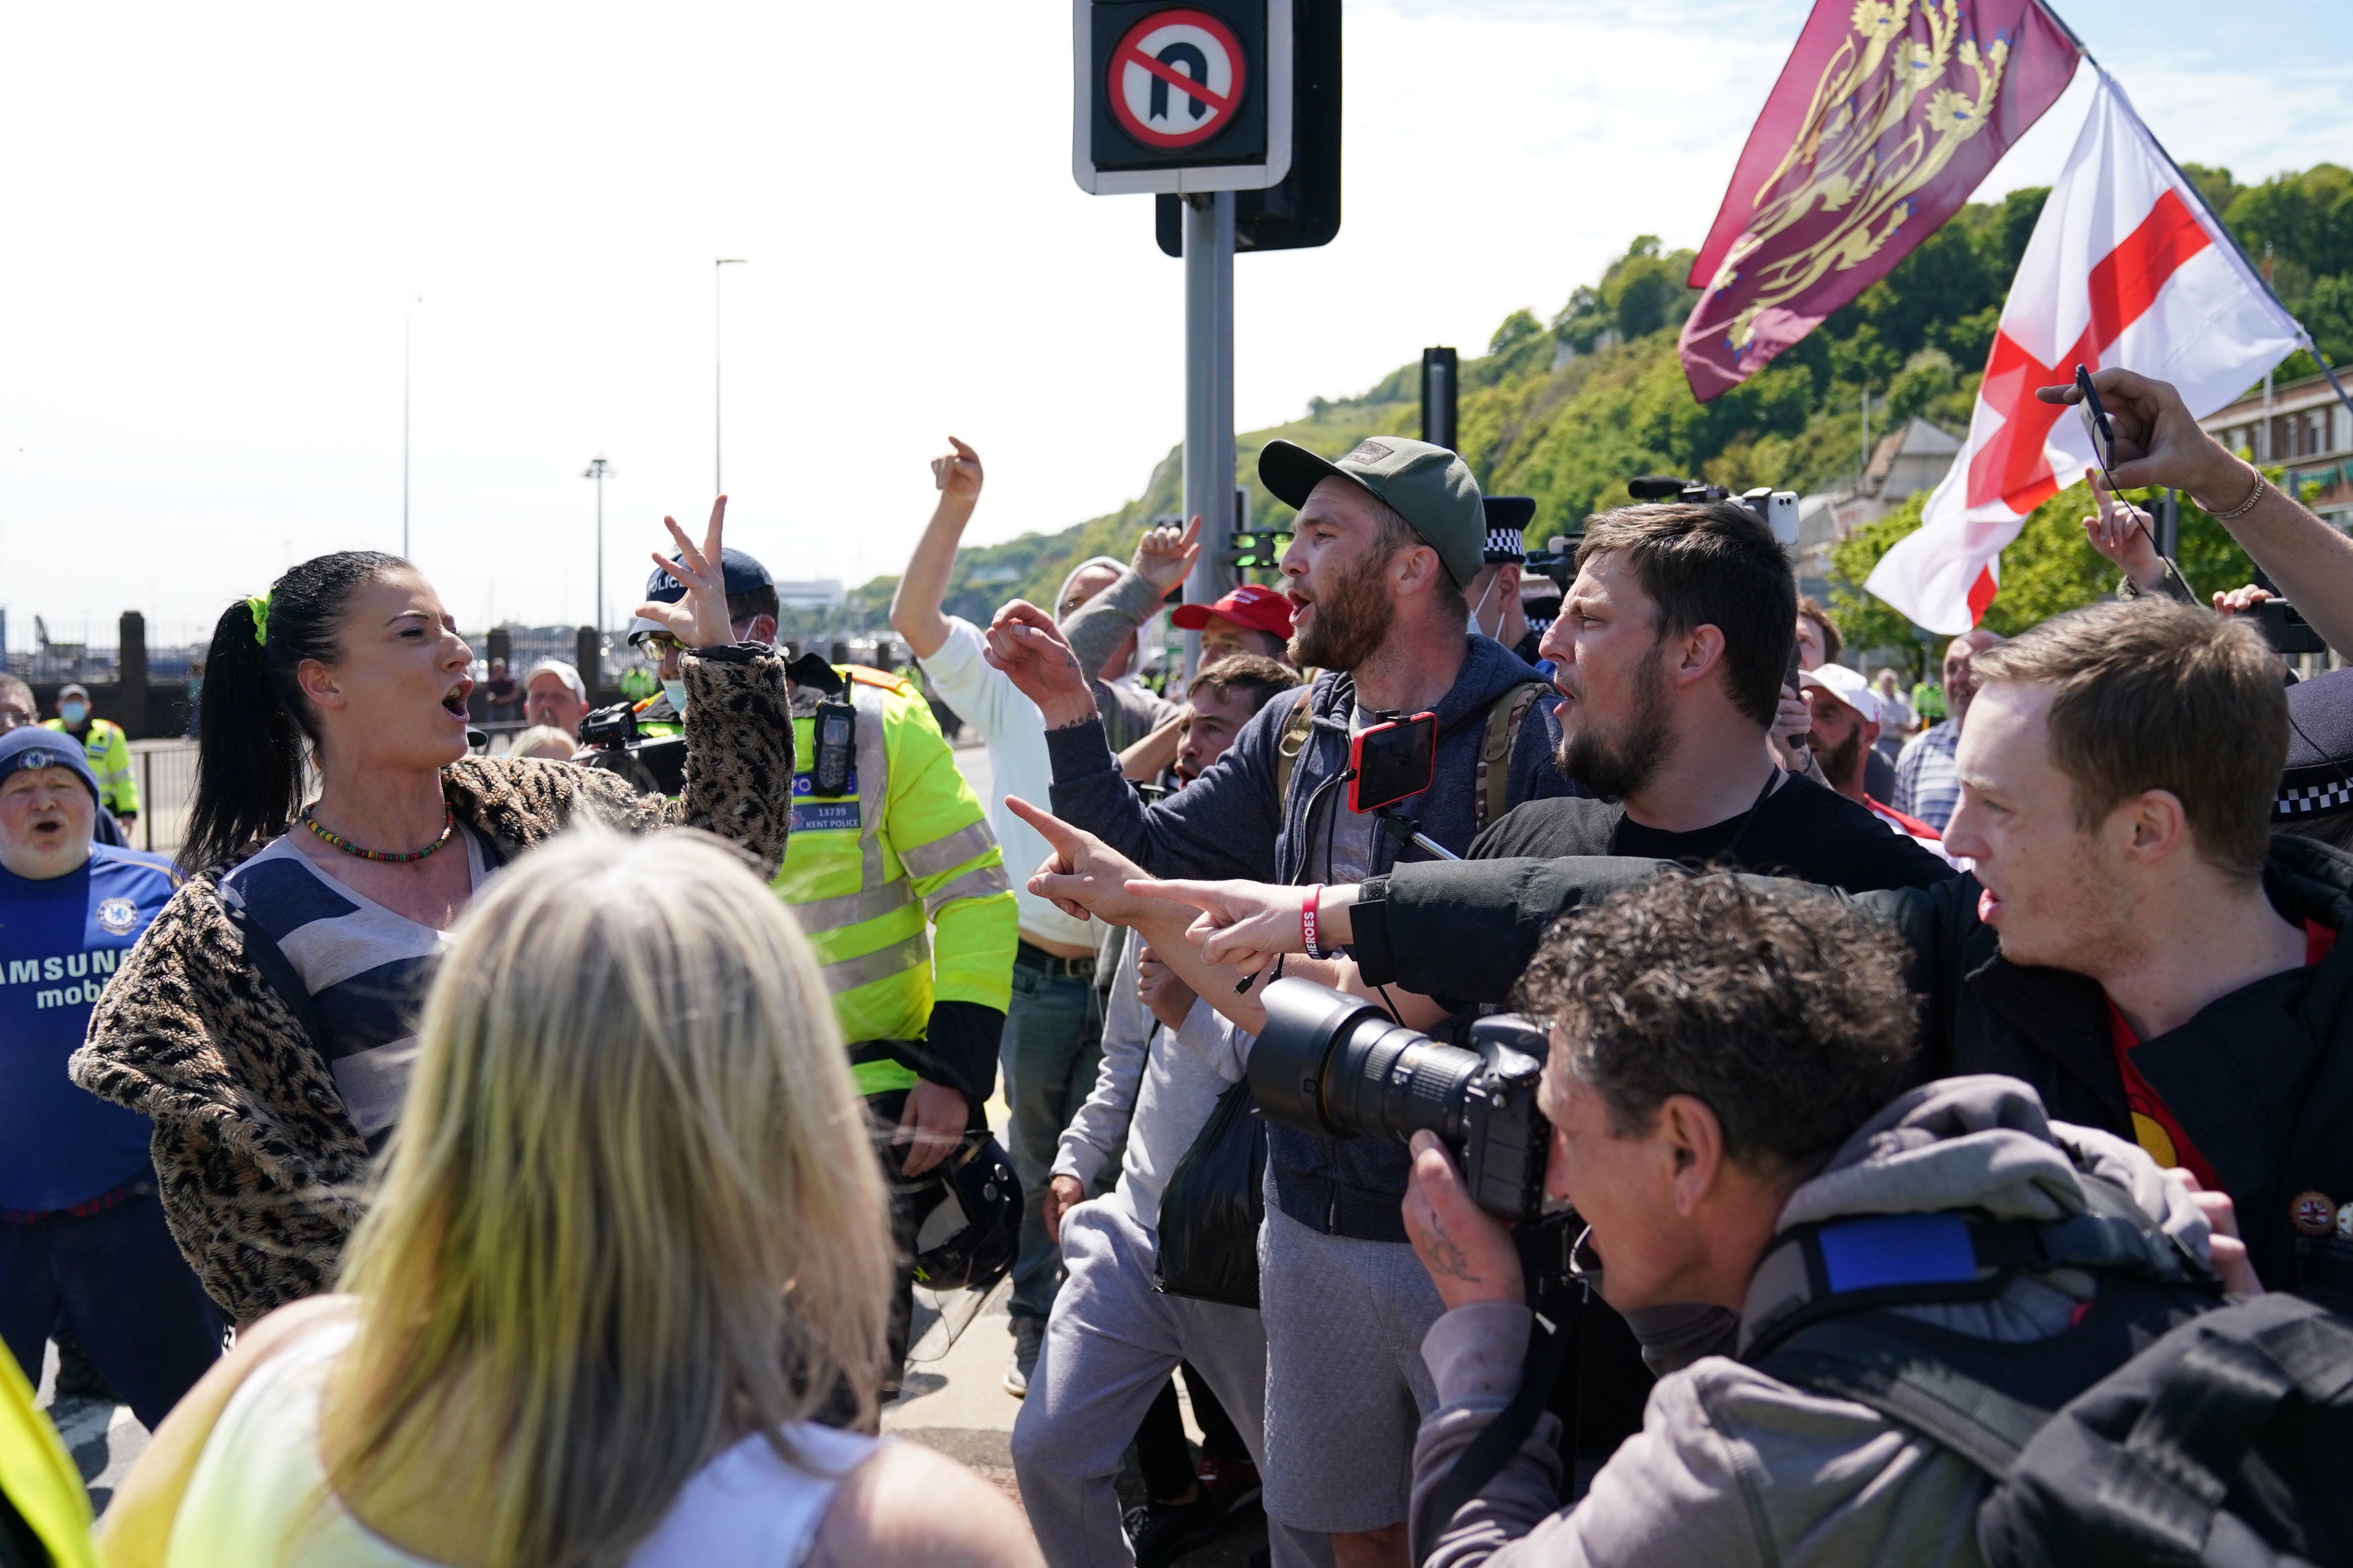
[{"left": 1168, "top": 583, "right": 1295, "bottom": 667}]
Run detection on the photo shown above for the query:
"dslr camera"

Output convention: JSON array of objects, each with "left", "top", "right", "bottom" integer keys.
[
  {"left": 1250, "top": 979, "right": 1552, "bottom": 1225},
  {"left": 576, "top": 702, "right": 686, "bottom": 797},
  {"left": 1523, "top": 474, "right": 1800, "bottom": 593}
]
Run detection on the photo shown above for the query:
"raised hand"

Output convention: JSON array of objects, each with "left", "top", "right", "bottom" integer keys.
[
  {"left": 635, "top": 495, "right": 736, "bottom": 650},
  {"left": 1132, "top": 514, "right": 1203, "bottom": 597},
  {"left": 931, "top": 436, "right": 984, "bottom": 505},
  {"left": 2213, "top": 582, "right": 2277, "bottom": 617},
  {"left": 2079, "top": 468, "right": 2165, "bottom": 589},
  {"left": 985, "top": 601, "right": 1095, "bottom": 726},
  {"left": 1004, "top": 796, "right": 1153, "bottom": 925},
  {"left": 2034, "top": 368, "right": 2246, "bottom": 506}
]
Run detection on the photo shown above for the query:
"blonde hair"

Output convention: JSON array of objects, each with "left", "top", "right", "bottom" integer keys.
[
  {"left": 327, "top": 828, "right": 893, "bottom": 1568},
  {"left": 506, "top": 725, "right": 581, "bottom": 761}
]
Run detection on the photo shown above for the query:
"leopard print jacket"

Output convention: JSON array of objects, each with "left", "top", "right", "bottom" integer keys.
[{"left": 69, "top": 648, "right": 794, "bottom": 1324}]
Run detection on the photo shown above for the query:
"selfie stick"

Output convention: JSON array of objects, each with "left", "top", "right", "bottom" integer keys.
[{"left": 1374, "top": 807, "right": 1461, "bottom": 862}]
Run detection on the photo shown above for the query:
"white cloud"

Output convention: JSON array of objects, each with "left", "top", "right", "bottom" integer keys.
[{"left": 0, "top": 1, "right": 2344, "bottom": 641}]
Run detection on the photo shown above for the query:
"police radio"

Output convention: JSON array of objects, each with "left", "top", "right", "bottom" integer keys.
[
  {"left": 789, "top": 653, "right": 859, "bottom": 796},
  {"left": 813, "top": 697, "right": 856, "bottom": 796}
]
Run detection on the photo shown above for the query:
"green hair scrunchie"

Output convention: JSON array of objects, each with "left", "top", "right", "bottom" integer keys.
[{"left": 247, "top": 592, "right": 272, "bottom": 648}]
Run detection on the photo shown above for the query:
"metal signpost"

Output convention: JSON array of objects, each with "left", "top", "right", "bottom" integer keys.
[{"left": 1076, "top": 1, "right": 1334, "bottom": 677}]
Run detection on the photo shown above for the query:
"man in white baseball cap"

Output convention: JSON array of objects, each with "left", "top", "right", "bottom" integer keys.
[
  {"left": 1800, "top": 661, "right": 1956, "bottom": 863},
  {"left": 523, "top": 659, "right": 592, "bottom": 737}
]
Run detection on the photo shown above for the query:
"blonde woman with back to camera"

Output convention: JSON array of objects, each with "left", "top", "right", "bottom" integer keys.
[{"left": 97, "top": 829, "right": 1041, "bottom": 1568}]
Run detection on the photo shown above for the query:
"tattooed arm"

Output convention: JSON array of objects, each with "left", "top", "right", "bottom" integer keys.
[{"left": 1402, "top": 1130, "right": 1526, "bottom": 1310}]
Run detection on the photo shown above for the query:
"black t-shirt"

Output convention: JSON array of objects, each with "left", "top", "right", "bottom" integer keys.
[{"left": 1468, "top": 770, "right": 1956, "bottom": 893}]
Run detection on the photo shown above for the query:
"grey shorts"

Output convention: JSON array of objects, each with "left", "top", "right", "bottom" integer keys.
[{"left": 1257, "top": 1198, "right": 1445, "bottom": 1532}]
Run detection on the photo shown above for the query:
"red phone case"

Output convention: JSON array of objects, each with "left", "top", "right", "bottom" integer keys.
[{"left": 1347, "top": 711, "right": 1437, "bottom": 814}]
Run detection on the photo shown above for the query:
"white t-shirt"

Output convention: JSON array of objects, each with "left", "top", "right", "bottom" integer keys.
[
  {"left": 164, "top": 1312, "right": 877, "bottom": 1568},
  {"left": 916, "top": 616, "right": 1095, "bottom": 948}
]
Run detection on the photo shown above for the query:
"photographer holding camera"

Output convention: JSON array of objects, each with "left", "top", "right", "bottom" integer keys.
[
  {"left": 1385, "top": 873, "right": 2249, "bottom": 1567},
  {"left": 987, "top": 435, "right": 1571, "bottom": 1567}
]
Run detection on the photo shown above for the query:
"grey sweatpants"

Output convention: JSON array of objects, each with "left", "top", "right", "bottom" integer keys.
[{"left": 1009, "top": 1196, "right": 1330, "bottom": 1568}]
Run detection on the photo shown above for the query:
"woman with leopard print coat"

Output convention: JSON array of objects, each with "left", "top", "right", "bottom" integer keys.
[{"left": 70, "top": 503, "right": 795, "bottom": 1324}]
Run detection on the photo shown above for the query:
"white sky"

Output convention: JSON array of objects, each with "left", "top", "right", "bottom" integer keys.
[{"left": 3, "top": 0, "right": 2348, "bottom": 647}]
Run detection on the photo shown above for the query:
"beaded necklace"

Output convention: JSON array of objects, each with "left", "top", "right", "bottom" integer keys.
[{"left": 300, "top": 806, "right": 456, "bottom": 864}]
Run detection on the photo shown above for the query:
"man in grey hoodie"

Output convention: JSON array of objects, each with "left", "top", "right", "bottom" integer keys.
[{"left": 1398, "top": 872, "right": 2253, "bottom": 1567}]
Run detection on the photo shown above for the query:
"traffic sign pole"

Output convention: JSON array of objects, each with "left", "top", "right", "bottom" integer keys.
[{"left": 1181, "top": 188, "right": 1236, "bottom": 682}]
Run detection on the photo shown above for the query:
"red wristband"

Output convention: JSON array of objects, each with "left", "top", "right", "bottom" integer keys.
[{"left": 1302, "top": 884, "right": 1325, "bottom": 960}]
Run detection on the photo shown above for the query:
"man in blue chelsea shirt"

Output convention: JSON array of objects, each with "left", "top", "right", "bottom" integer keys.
[{"left": 0, "top": 726, "right": 221, "bottom": 1428}]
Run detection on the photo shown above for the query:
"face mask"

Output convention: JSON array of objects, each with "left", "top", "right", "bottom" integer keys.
[
  {"left": 1466, "top": 572, "right": 1500, "bottom": 638},
  {"left": 59, "top": 702, "right": 87, "bottom": 725},
  {"left": 662, "top": 679, "right": 688, "bottom": 717}
]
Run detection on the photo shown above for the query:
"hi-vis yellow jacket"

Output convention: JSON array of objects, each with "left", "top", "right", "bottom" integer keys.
[
  {"left": 772, "top": 666, "right": 1016, "bottom": 1100},
  {"left": 42, "top": 717, "right": 138, "bottom": 817},
  {"left": 0, "top": 1338, "right": 97, "bottom": 1568}
]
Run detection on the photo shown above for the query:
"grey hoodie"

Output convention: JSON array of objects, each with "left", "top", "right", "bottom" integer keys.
[{"left": 1410, "top": 1076, "right": 2219, "bottom": 1568}]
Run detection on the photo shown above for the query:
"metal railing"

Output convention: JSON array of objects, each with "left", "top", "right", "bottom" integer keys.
[{"left": 131, "top": 741, "right": 200, "bottom": 856}]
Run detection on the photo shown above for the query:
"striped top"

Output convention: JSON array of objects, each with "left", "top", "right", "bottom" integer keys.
[{"left": 220, "top": 830, "right": 488, "bottom": 1145}]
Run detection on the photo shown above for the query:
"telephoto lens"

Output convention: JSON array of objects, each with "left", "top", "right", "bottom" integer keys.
[{"left": 1250, "top": 979, "right": 1552, "bottom": 1224}]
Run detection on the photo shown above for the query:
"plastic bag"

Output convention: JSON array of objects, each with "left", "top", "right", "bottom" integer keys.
[{"left": 1153, "top": 1079, "right": 1265, "bottom": 1309}]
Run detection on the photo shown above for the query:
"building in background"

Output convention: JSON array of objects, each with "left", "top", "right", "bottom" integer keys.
[
  {"left": 775, "top": 579, "right": 846, "bottom": 611},
  {"left": 2201, "top": 370, "right": 2353, "bottom": 528},
  {"left": 1792, "top": 417, "right": 1965, "bottom": 598}
]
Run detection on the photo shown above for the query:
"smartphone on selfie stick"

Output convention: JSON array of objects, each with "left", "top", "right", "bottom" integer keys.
[{"left": 1347, "top": 712, "right": 1460, "bottom": 862}]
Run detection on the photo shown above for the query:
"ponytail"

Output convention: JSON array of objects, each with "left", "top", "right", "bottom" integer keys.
[{"left": 181, "top": 550, "right": 405, "bottom": 874}]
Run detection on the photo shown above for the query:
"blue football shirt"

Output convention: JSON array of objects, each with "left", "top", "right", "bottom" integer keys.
[{"left": 0, "top": 844, "right": 178, "bottom": 1212}]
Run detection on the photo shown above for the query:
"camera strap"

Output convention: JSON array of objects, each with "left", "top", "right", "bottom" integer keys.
[{"left": 1411, "top": 1236, "right": 1587, "bottom": 1567}]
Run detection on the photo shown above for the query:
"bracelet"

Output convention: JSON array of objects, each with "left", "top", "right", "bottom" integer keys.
[
  {"left": 2203, "top": 464, "right": 2267, "bottom": 522},
  {"left": 1302, "top": 884, "right": 1326, "bottom": 960}
]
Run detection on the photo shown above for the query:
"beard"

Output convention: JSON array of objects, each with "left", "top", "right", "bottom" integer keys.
[
  {"left": 1288, "top": 548, "right": 1392, "bottom": 672},
  {"left": 1817, "top": 727, "right": 1866, "bottom": 791},
  {"left": 1554, "top": 643, "right": 1672, "bottom": 802}
]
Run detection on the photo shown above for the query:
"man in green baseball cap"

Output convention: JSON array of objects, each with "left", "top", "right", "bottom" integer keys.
[
  {"left": 980, "top": 429, "right": 1575, "bottom": 1563},
  {"left": 1255, "top": 436, "right": 1486, "bottom": 669}
]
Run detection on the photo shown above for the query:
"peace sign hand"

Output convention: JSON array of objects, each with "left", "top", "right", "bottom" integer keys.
[{"left": 635, "top": 495, "right": 737, "bottom": 650}]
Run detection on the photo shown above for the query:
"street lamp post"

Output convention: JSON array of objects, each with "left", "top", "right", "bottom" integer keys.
[
  {"left": 582, "top": 456, "right": 612, "bottom": 637},
  {"left": 714, "top": 258, "right": 747, "bottom": 493}
]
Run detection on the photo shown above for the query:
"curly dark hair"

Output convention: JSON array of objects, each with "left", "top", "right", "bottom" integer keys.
[{"left": 1513, "top": 872, "right": 1917, "bottom": 1177}]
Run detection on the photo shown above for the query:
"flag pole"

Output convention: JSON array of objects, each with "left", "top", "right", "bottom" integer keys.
[{"left": 2032, "top": 1, "right": 2353, "bottom": 424}]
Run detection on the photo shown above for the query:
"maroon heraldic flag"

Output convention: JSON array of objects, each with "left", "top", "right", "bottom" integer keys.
[{"left": 1679, "top": 0, "right": 2080, "bottom": 402}]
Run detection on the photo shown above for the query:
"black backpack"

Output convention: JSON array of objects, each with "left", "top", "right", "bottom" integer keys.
[{"left": 1743, "top": 1181, "right": 2353, "bottom": 1567}]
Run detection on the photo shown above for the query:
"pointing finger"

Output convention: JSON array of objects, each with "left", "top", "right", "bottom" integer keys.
[{"left": 1006, "top": 796, "right": 1080, "bottom": 855}]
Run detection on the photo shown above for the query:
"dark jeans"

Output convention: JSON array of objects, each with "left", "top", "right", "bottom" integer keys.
[
  {"left": 1002, "top": 958, "right": 1105, "bottom": 1325},
  {"left": 1136, "top": 1361, "right": 1251, "bottom": 1501},
  {"left": 0, "top": 1186, "right": 223, "bottom": 1430}
]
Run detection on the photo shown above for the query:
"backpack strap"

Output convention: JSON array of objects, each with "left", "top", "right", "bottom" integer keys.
[
  {"left": 1754, "top": 1317, "right": 2046, "bottom": 1479},
  {"left": 1475, "top": 681, "right": 1550, "bottom": 833},
  {"left": 1741, "top": 1182, "right": 2206, "bottom": 1363},
  {"left": 1271, "top": 684, "right": 1317, "bottom": 817},
  {"left": 2118, "top": 1294, "right": 2353, "bottom": 1500}
]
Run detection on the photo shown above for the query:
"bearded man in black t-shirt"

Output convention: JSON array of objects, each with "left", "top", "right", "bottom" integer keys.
[{"left": 1477, "top": 496, "right": 1953, "bottom": 895}]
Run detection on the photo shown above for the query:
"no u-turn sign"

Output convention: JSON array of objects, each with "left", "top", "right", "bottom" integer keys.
[
  {"left": 1109, "top": 10, "right": 1245, "bottom": 150},
  {"left": 1074, "top": 0, "right": 1291, "bottom": 194}
]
